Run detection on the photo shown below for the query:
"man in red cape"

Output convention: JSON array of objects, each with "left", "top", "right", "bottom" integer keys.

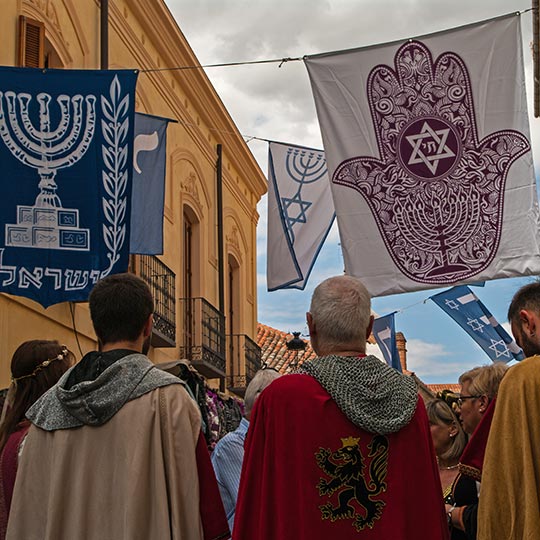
[{"left": 234, "top": 275, "right": 448, "bottom": 540}]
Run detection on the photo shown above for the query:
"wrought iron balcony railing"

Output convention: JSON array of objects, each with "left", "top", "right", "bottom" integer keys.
[
  {"left": 227, "top": 334, "right": 262, "bottom": 396},
  {"left": 131, "top": 255, "right": 176, "bottom": 347},
  {"left": 179, "top": 297, "right": 226, "bottom": 378}
]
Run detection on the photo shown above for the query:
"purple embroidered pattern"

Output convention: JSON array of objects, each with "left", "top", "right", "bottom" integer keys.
[{"left": 333, "top": 40, "right": 530, "bottom": 284}]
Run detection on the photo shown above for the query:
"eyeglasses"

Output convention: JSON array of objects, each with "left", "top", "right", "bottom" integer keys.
[{"left": 457, "top": 395, "right": 482, "bottom": 407}]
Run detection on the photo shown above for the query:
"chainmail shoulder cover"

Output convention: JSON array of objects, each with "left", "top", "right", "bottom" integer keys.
[{"left": 299, "top": 354, "right": 418, "bottom": 435}]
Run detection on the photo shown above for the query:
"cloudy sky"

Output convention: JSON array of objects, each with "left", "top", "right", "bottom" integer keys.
[{"left": 165, "top": 0, "right": 537, "bottom": 383}]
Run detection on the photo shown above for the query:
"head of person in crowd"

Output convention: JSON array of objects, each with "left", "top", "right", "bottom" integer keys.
[
  {"left": 0, "top": 340, "right": 74, "bottom": 449},
  {"left": 507, "top": 282, "right": 540, "bottom": 357},
  {"left": 307, "top": 275, "right": 373, "bottom": 357},
  {"left": 426, "top": 398, "right": 467, "bottom": 465},
  {"left": 457, "top": 362, "right": 508, "bottom": 436},
  {"left": 243, "top": 368, "right": 281, "bottom": 420},
  {"left": 89, "top": 273, "right": 154, "bottom": 354}
]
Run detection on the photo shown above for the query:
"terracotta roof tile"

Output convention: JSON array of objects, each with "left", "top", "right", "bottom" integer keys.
[
  {"left": 256, "top": 324, "right": 451, "bottom": 399},
  {"left": 257, "top": 323, "right": 387, "bottom": 373},
  {"left": 256, "top": 323, "right": 316, "bottom": 373},
  {"left": 427, "top": 383, "right": 461, "bottom": 394}
]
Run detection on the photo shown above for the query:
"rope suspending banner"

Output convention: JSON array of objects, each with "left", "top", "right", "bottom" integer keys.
[{"left": 140, "top": 56, "right": 303, "bottom": 74}]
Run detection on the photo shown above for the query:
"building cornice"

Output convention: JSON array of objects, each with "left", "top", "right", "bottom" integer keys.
[{"left": 123, "top": 0, "right": 267, "bottom": 200}]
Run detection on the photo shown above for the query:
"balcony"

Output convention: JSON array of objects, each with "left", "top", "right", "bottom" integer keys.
[
  {"left": 227, "top": 334, "right": 262, "bottom": 397},
  {"left": 132, "top": 255, "right": 176, "bottom": 348},
  {"left": 180, "top": 297, "right": 226, "bottom": 379}
]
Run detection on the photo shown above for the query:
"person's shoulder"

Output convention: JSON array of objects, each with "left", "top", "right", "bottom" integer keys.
[
  {"left": 256, "top": 373, "right": 323, "bottom": 407},
  {"left": 213, "top": 430, "right": 241, "bottom": 455},
  {"left": 153, "top": 379, "right": 193, "bottom": 402},
  {"left": 264, "top": 373, "right": 317, "bottom": 392},
  {"left": 502, "top": 356, "right": 540, "bottom": 384}
]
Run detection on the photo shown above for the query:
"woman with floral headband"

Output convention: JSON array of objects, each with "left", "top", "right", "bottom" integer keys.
[{"left": 0, "top": 340, "right": 74, "bottom": 539}]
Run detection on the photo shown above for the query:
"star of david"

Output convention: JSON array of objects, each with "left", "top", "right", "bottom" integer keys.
[
  {"left": 445, "top": 299, "right": 460, "bottom": 310},
  {"left": 281, "top": 193, "right": 312, "bottom": 242},
  {"left": 467, "top": 318, "right": 484, "bottom": 333},
  {"left": 488, "top": 339, "right": 511, "bottom": 359},
  {"left": 406, "top": 121, "right": 456, "bottom": 175}
]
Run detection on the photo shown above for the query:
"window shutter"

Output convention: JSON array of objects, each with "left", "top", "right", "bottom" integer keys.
[{"left": 18, "top": 15, "right": 45, "bottom": 68}]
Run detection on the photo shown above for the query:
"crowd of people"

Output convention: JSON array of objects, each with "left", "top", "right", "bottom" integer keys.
[{"left": 0, "top": 272, "right": 539, "bottom": 539}]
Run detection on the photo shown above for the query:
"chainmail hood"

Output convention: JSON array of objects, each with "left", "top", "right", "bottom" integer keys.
[
  {"left": 299, "top": 354, "right": 418, "bottom": 435},
  {"left": 27, "top": 353, "right": 182, "bottom": 431}
]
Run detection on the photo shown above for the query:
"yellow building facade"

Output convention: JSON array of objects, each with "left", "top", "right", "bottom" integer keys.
[{"left": 0, "top": 0, "right": 267, "bottom": 392}]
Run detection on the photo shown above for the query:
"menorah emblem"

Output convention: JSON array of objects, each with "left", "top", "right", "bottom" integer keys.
[
  {"left": 281, "top": 147, "right": 327, "bottom": 243},
  {"left": 0, "top": 91, "right": 95, "bottom": 250},
  {"left": 394, "top": 184, "right": 481, "bottom": 278}
]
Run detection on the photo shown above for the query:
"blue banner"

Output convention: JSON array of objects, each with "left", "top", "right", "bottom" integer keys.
[
  {"left": 431, "top": 285, "right": 524, "bottom": 362},
  {"left": 0, "top": 67, "right": 138, "bottom": 307},
  {"left": 372, "top": 312, "right": 402, "bottom": 372},
  {"left": 130, "top": 112, "right": 170, "bottom": 255}
]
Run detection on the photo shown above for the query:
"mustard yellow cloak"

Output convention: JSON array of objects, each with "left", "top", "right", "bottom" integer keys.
[{"left": 478, "top": 355, "right": 540, "bottom": 540}]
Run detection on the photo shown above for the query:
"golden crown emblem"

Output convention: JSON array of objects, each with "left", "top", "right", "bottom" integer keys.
[{"left": 341, "top": 436, "right": 360, "bottom": 447}]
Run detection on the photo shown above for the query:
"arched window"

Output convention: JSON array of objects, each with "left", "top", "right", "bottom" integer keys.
[
  {"left": 18, "top": 16, "right": 64, "bottom": 69},
  {"left": 182, "top": 205, "right": 200, "bottom": 354}
]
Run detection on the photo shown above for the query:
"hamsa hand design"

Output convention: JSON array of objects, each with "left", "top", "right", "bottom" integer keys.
[{"left": 333, "top": 40, "right": 530, "bottom": 284}]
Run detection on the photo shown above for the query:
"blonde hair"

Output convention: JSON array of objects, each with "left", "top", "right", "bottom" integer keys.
[
  {"left": 426, "top": 399, "right": 467, "bottom": 463},
  {"left": 458, "top": 362, "right": 508, "bottom": 399}
]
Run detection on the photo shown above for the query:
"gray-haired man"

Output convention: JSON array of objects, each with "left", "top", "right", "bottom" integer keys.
[
  {"left": 211, "top": 368, "right": 281, "bottom": 530},
  {"left": 234, "top": 275, "right": 448, "bottom": 540}
]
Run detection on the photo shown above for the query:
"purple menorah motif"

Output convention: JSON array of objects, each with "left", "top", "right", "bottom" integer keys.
[{"left": 333, "top": 40, "right": 530, "bottom": 284}]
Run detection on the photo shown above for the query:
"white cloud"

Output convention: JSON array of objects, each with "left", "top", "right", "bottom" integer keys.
[{"left": 404, "top": 338, "right": 480, "bottom": 383}]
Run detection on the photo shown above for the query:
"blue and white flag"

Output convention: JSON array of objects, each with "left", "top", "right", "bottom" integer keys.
[
  {"left": 130, "top": 112, "right": 170, "bottom": 255},
  {"left": 267, "top": 141, "right": 335, "bottom": 290},
  {"left": 0, "top": 67, "right": 138, "bottom": 307},
  {"left": 431, "top": 285, "right": 524, "bottom": 362},
  {"left": 305, "top": 14, "right": 540, "bottom": 297},
  {"left": 372, "top": 312, "right": 402, "bottom": 372}
]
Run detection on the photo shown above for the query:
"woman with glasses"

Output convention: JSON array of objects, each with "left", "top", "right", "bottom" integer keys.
[{"left": 445, "top": 362, "right": 508, "bottom": 540}]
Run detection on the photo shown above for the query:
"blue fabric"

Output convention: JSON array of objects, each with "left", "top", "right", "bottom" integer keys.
[
  {"left": 211, "top": 417, "right": 249, "bottom": 530},
  {"left": 431, "top": 285, "right": 524, "bottom": 362},
  {"left": 130, "top": 112, "right": 169, "bottom": 254},
  {"left": 372, "top": 312, "right": 402, "bottom": 372},
  {"left": 0, "top": 67, "right": 138, "bottom": 307}
]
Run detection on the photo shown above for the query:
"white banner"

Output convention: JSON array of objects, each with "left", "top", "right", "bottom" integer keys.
[
  {"left": 305, "top": 14, "right": 540, "bottom": 297},
  {"left": 266, "top": 141, "right": 335, "bottom": 290}
]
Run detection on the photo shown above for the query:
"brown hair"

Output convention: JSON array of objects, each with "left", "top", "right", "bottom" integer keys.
[
  {"left": 89, "top": 273, "right": 154, "bottom": 345},
  {"left": 0, "top": 340, "right": 74, "bottom": 449},
  {"left": 508, "top": 282, "right": 540, "bottom": 325},
  {"left": 426, "top": 398, "right": 468, "bottom": 463}
]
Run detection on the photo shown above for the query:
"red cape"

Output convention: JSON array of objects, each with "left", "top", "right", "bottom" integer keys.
[
  {"left": 458, "top": 398, "right": 496, "bottom": 482},
  {"left": 234, "top": 374, "right": 448, "bottom": 540}
]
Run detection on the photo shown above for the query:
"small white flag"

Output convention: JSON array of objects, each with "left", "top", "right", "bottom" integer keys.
[{"left": 266, "top": 141, "right": 335, "bottom": 290}]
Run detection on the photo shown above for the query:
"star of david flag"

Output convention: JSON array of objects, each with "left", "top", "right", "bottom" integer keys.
[
  {"left": 431, "top": 285, "right": 524, "bottom": 362},
  {"left": 0, "top": 67, "right": 138, "bottom": 307},
  {"left": 130, "top": 112, "right": 171, "bottom": 255},
  {"left": 267, "top": 141, "right": 335, "bottom": 290},
  {"left": 372, "top": 312, "right": 402, "bottom": 372},
  {"left": 305, "top": 13, "right": 540, "bottom": 297}
]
